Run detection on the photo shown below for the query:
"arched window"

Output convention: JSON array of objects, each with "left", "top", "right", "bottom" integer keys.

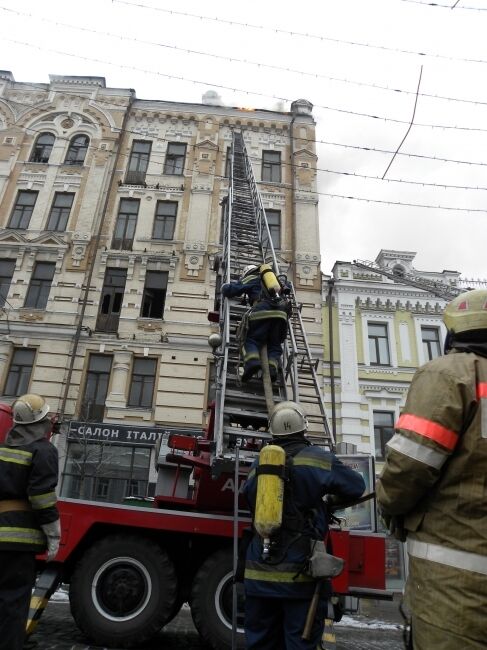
[
  {"left": 392, "top": 265, "right": 405, "bottom": 278},
  {"left": 65, "top": 134, "right": 89, "bottom": 165},
  {"left": 29, "top": 132, "right": 55, "bottom": 163}
]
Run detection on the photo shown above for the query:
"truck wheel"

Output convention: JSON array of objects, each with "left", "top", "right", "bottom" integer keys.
[
  {"left": 190, "top": 548, "right": 245, "bottom": 650},
  {"left": 69, "top": 534, "right": 177, "bottom": 648}
]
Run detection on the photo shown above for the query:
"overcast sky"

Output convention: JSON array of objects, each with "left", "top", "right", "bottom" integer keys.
[{"left": 0, "top": 0, "right": 486, "bottom": 279}]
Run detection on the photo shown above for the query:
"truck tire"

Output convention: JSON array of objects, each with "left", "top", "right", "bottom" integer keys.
[
  {"left": 190, "top": 548, "right": 245, "bottom": 650},
  {"left": 69, "top": 534, "right": 177, "bottom": 648}
]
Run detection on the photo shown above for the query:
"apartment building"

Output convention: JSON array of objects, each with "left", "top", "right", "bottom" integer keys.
[
  {"left": 0, "top": 71, "right": 322, "bottom": 501},
  {"left": 321, "top": 249, "right": 478, "bottom": 466}
]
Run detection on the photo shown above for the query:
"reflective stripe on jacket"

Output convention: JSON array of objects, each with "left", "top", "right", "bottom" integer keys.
[
  {"left": 376, "top": 349, "right": 487, "bottom": 642},
  {"left": 243, "top": 440, "right": 365, "bottom": 599},
  {"left": 0, "top": 438, "right": 59, "bottom": 552}
]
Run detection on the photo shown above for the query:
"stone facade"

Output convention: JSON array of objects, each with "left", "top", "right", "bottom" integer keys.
[{"left": 0, "top": 72, "right": 322, "bottom": 497}]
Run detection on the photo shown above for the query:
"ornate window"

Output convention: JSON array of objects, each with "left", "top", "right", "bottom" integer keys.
[
  {"left": 373, "top": 411, "right": 395, "bottom": 459},
  {"left": 128, "top": 358, "right": 157, "bottom": 408},
  {"left": 125, "top": 140, "right": 151, "bottom": 184},
  {"left": 368, "top": 323, "right": 390, "bottom": 366},
  {"left": 265, "top": 209, "right": 281, "bottom": 250},
  {"left": 65, "top": 134, "right": 89, "bottom": 165},
  {"left": 421, "top": 326, "right": 442, "bottom": 361},
  {"left": 112, "top": 199, "right": 140, "bottom": 250},
  {"left": 141, "top": 271, "right": 168, "bottom": 319},
  {"left": 29, "top": 132, "right": 55, "bottom": 163}
]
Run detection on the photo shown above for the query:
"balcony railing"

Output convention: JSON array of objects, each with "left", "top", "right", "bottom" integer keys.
[{"left": 123, "top": 170, "right": 147, "bottom": 186}]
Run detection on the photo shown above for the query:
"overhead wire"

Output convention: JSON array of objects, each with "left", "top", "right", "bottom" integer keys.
[
  {"left": 399, "top": 0, "right": 487, "bottom": 9},
  {"left": 112, "top": 0, "right": 487, "bottom": 66},
  {"left": 3, "top": 5, "right": 487, "bottom": 110},
  {"left": 9, "top": 118, "right": 487, "bottom": 217},
  {"left": 5, "top": 35, "right": 487, "bottom": 137},
  {"left": 6, "top": 89, "right": 487, "bottom": 191}
]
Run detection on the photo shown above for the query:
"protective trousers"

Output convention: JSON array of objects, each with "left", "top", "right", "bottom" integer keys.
[
  {"left": 242, "top": 317, "right": 288, "bottom": 380},
  {"left": 0, "top": 550, "right": 36, "bottom": 650},
  {"left": 412, "top": 615, "right": 487, "bottom": 650},
  {"left": 245, "top": 595, "right": 327, "bottom": 650}
]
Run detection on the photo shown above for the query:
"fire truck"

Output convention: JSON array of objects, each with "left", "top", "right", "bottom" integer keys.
[{"left": 20, "top": 132, "right": 401, "bottom": 649}]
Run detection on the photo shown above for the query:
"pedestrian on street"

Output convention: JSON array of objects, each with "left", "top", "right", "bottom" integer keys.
[
  {"left": 221, "top": 263, "right": 290, "bottom": 382},
  {"left": 376, "top": 289, "right": 487, "bottom": 650},
  {"left": 242, "top": 401, "right": 365, "bottom": 649},
  {"left": 0, "top": 394, "right": 60, "bottom": 650}
]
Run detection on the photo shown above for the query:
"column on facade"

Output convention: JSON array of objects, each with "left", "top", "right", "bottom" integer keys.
[
  {"left": 0, "top": 339, "right": 12, "bottom": 391},
  {"left": 105, "top": 349, "right": 132, "bottom": 408}
]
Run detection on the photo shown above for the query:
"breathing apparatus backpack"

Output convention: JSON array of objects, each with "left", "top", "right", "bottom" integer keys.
[
  {"left": 253, "top": 442, "right": 316, "bottom": 564},
  {"left": 259, "top": 264, "right": 292, "bottom": 314}
]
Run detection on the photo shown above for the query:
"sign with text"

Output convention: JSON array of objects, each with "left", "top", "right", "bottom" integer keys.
[{"left": 67, "top": 421, "right": 202, "bottom": 447}]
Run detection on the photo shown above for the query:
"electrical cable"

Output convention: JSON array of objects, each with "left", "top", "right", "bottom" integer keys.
[
  {"left": 5, "top": 36, "right": 487, "bottom": 135},
  {"left": 399, "top": 0, "right": 486, "bottom": 10},
  {"left": 3, "top": 5, "right": 487, "bottom": 110},
  {"left": 112, "top": 0, "right": 487, "bottom": 66}
]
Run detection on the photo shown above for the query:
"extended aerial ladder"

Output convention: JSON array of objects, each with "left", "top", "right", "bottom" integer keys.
[
  {"left": 211, "top": 131, "right": 334, "bottom": 475},
  {"left": 353, "top": 259, "right": 467, "bottom": 301}
]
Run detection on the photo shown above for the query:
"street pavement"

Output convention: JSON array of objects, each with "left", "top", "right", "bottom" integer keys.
[{"left": 24, "top": 597, "right": 405, "bottom": 650}]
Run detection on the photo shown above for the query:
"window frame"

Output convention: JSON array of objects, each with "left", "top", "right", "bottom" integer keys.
[
  {"left": 262, "top": 150, "right": 281, "bottom": 183},
  {"left": 64, "top": 134, "right": 89, "bottom": 166},
  {"left": 29, "top": 132, "right": 55, "bottom": 164},
  {"left": 163, "top": 142, "right": 187, "bottom": 176},
  {"left": 265, "top": 209, "right": 281, "bottom": 250},
  {"left": 81, "top": 354, "right": 113, "bottom": 421},
  {"left": 373, "top": 410, "right": 395, "bottom": 460},
  {"left": 4, "top": 348, "right": 36, "bottom": 396},
  {"left": 96, "top": 268, "right": 127, "bottom": 333},
  {"left": 0, "top": 260, "right": 15, "bottom": 307},
  {"left": 152, "top": 201, "right": 177, "bottom": 241},
  {"left": 8, "top": 190, "right": 38, "bottom": 229},
  {"left": 421, "top": 326, "right": 442, "bottom": 361},
  {"left": 112, "top": 198, "right": 140, "bottom": 250},
  {"left": 368, "top": 322, "right": 391, "bottom": 366},
  {"left": 46, "top": 192, "right": 75, "bottom": 231},
  {"left": 125, "top": 140, "right": 152, "bottom": 184},
  {"left": 24, "top": 261, "right": 56, "bottom": 310},
  {"left": 127, "top": 357, "right": 157, "bottom": 409},
  {"left": 140, "top": 270, "right": 168, "bottom": 319}
]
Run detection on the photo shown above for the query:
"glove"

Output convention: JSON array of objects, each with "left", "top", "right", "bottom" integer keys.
[{"left": 41, "top": 519, "right": 61, "bottom": 562}]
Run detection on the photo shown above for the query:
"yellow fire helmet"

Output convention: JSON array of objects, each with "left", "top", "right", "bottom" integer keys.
[
  {"left": 443, "top": 289, "right": 487, "bottom": 335},
  {"left": 12, "top": 394, "right": 50, "bottom": 424}
]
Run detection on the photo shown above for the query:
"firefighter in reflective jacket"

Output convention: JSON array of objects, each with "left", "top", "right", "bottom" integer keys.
[
  {"left": 0, "top": 394, "right": 60, "bottom": 650},
  {"left": 221, "top": 264, "right": 290, "bottom": 382},
  {"left": 242, "top": 402, "right": 365, "bottom": 649},
  {"left": 376, "top": 288, "right": 487, "bottom": 650}
]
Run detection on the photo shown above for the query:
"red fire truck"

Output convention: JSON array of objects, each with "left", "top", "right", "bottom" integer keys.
[
  {"left": 18, "top": 131, "right": 393, "bottom": 649},
  {"left": 38, "top": 404, "right": 387, "bottom": 650}
]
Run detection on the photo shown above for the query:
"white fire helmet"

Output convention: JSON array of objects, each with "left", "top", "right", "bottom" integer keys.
[
  {"left": 269, "top": 401, "right": 308, "bottom": 436},
  {"left": 12, "top": 394, "right": 50, "bottom": 425},
  {"left": 242, "top": 264, "right": 259, "bottom": 278}
]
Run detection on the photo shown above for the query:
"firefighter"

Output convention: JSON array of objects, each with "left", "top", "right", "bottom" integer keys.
[
  {"left": 242, "top": 402, "right": 365, "bottom": 649},
  {"left": 0, "top": 394, "right": 60, "bottom": 650},
  {"left": 221, "top": 264, "right": 290, "bottom": 382},
  {"left": 376, "top": 288, "right": 487, "bottom": 650}
]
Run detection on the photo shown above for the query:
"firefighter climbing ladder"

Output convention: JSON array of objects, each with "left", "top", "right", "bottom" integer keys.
[{"left": 212, "top": 131, "right": 334, "bottom": 474}]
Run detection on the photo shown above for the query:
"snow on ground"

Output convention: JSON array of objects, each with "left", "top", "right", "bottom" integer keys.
[
  {"left": 337, "top": 615, "right": 401, "bottom": 630},
  {"left": 47, "top": 588, "right": 402, "bottom": 631}
]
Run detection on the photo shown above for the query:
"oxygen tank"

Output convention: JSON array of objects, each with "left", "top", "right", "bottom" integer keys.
[
  {"left": 254, "top": 444, "right": 286, "bottom": 559},
  {"left": 259, "top": 263, "right": 281, "bottom": 299}
]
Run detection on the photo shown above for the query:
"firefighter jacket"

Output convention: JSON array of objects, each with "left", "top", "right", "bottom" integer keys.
[
  {"left": 0, "top": 420, "right": 59, "bottom": 553},
  {"left": 376, "top": 349, "right": 487, "bottom": 643},
  {"left": 243, "top": 437, "right": 365, "bottom": 599},
  {"left": 221, "top": 273, "right": 290, "bottom": 326}
]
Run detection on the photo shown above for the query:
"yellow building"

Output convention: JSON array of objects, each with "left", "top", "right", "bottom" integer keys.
[{"left": 0, "top": 71, "right": 322, "bottom": 500}]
